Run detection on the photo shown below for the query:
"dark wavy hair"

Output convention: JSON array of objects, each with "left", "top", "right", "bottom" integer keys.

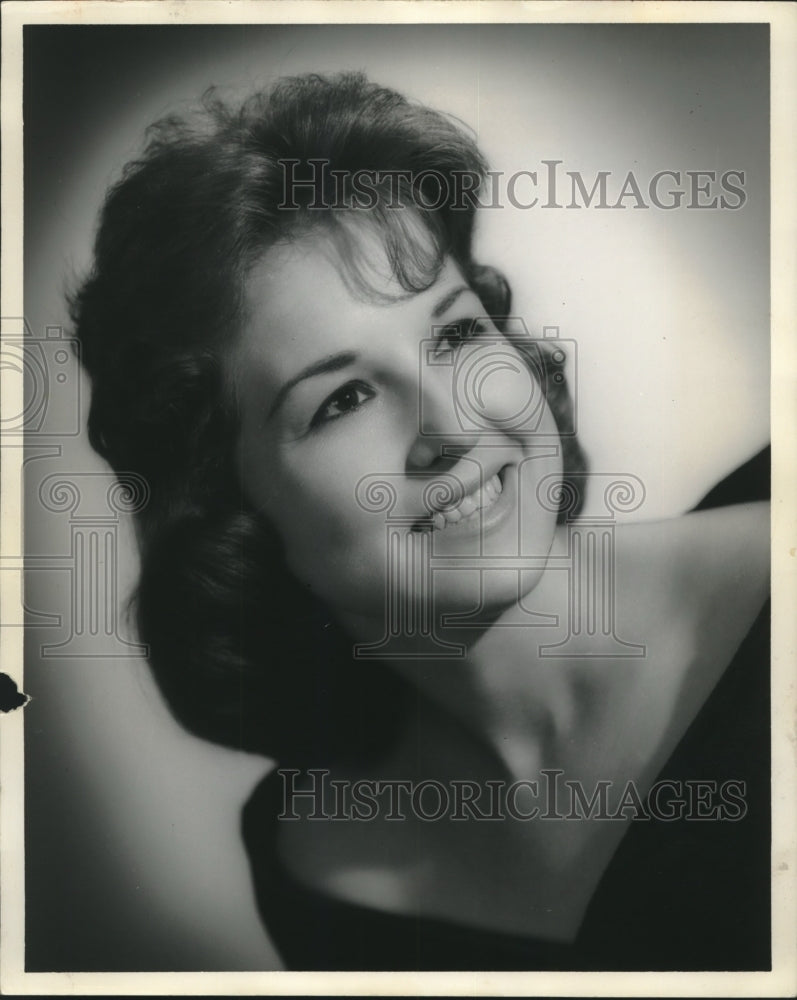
[{"left": 71, "top": 72, "right": 587, "bottom": 765}]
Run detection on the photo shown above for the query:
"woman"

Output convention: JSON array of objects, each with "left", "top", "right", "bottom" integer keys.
[{"left": 71, "top": 72, "right": 770, "bottom": 970}]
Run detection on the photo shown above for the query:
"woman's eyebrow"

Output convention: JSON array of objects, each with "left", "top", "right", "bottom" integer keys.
[
  {"left": 268, "top": 351, "right": 358, "bottom": 420},
  {"left": 431, "top": 285, "right": 470, "bottom": 318},
  {"left": 265, "top": 287, "right": 469, "bottom": 421}
]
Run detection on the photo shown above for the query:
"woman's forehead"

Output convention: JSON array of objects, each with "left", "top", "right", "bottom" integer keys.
[{"left": 235, "top": 240, "right": 468, "bottom": 386}]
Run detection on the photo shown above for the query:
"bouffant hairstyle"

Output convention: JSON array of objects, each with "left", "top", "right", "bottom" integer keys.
[{"left": 71, "top": 72, "right": 587, "bottom": 765}]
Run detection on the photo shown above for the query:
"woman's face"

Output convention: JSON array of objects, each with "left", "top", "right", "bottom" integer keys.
[{"left": 233, "top": 227, "right": 562, "bottom": 625}]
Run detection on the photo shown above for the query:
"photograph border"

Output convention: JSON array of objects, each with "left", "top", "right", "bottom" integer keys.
[{"left": 2, "top": 1, "right": 795, "bottom": 995}]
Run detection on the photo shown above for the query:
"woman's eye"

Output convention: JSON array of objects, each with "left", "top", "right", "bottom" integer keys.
[
  {"left": 435, "top": 318, "right": 490, "bottom": 355},
  {"left": 311, "top": 381, "right": 375, "bottom": 428}
]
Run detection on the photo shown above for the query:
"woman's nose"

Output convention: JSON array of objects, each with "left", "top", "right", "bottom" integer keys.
[{"left": 406, "top": 363, "right": 480, "bottom": 471}]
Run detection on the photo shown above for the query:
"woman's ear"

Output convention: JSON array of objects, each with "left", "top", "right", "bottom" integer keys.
[{"left": 469, "top": 264, "right": 512, "bottom": 321}]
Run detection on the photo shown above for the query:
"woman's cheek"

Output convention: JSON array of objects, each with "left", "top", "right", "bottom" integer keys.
[{"left": 273, "top": 446, "right": 396, "bottom": 610}]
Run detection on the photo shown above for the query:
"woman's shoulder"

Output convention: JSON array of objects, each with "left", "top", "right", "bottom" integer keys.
[{"left": 608, "top": 446, "right": 770, "bottom": 616}]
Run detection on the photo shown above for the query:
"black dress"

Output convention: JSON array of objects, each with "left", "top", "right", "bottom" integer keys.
[{"left": 242, "top": 448, "right": 770, "bottom": 970}]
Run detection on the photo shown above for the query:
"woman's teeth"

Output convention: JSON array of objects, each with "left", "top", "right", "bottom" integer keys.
[{"left": 430, "top": 472, "right": 503, "bottom": 531}]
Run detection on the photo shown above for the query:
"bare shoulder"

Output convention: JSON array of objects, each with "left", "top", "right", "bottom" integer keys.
[
  {"left": 523, "top": 501, "right": 769, "bottom": 662},
  {"left": 612, "top": 502, "right": 770, "bottom": 697},
  {"left": 614, "top": 501, "right": 770, "bottom": 611}
]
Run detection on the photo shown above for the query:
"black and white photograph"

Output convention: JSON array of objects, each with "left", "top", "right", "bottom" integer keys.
[{"left": 1, "top": 1, "right": 795, "bottom": 994}]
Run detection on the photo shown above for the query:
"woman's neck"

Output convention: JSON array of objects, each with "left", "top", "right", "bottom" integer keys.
[{"left": 340, "top": 525, "right": 608, "bottom": 783}]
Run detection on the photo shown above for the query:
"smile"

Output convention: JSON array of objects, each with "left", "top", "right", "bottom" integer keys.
[{"left": 414, "top": 470, "right": 506, "bottom": 532}]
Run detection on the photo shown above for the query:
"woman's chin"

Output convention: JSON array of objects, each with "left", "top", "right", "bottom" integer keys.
[
  {"left": 431, "top": 569, "right": 537, "bottom": 631},
  {"left": 331, "top": 569, "right": 528, "bottom": 653}
]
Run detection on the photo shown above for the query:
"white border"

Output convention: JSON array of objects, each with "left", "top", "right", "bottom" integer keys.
[{"left": 2, "top": 2, "right": 795, "bottom": 996}]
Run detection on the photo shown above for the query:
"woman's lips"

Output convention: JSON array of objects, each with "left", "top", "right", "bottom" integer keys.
[
  {"left": 429, "top": 470, "right": 503, "bottom": 530},
  {"left": 412, "top": 465, "right": 512, "bottom": 535}
]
